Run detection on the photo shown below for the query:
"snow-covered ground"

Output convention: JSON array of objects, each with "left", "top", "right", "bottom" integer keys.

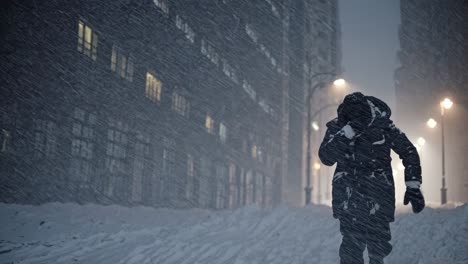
[{"left": 0, "top": 203, "right": 467, "bottom": 264}]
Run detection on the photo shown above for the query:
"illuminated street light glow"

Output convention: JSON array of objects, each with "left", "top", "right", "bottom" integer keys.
[
  {"left": 312, "top": 121, "right": 319, "bottom": 131},
  {"left": 333, "top": 78, "right": 346, "bottom": 88},
  {"left": 427, "top": 118, "right": 437, "bottom": 129},
  {"left": 417, "top": 137, "right": 426, "bottom": 147},
  {"left": 313, "top": 162, "right": 321, "bottom": 171},
  {"left": 440, "top": 98, "right": 453, "bottom": 110}
]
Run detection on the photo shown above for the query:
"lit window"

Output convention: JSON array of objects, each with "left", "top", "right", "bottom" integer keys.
[
  {"left": 111, "top": 45, "right": 134, "bottom": 81},
  {"left": 219, "top": 122, "right": 227, "bottom": 143},
  {"left": 251, "top": 144, "right": 257, "bottom": 159},
  {"left": 153, "top": 0, "right": 169, "bottom": 14},
  {"left": 205, "top": 114, "right": 214, "bottom": 134},
  {"left": 172, "top": 92, "right": 190, "bottom": 117},
  {"left": 77, "top": 20, "right": 98, "bottom": 60},
  {"left": 145, "top": 72, "right": 162, "bottom": 102}
]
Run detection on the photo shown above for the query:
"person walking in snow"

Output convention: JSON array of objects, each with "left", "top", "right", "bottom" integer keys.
[{"left": 319, "top": 92, "right": 425, "bottom": 264}]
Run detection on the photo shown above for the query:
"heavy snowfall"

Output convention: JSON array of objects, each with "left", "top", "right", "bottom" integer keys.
[{"left": 2, "top": 0, "right": 468, "bottom": 263}]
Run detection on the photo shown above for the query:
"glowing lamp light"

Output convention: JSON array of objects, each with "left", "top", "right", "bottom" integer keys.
[
  {"left": 312, "top": 121, "right": 320, "bottom": 131},
  {"left": 440, "top": 98, "right": 453, "bottom": 110},
  {"left": 313, "top": 162, "right": 321, "bottom": 171},
  {"left": 427, "top": 118, "right": 437, "bottom": 129},
  {"left": 417, "top": 137, "right": 426, "bottom": 147},
  {"left": 333, "top": 78, "right": 346, "bottom": 88}
]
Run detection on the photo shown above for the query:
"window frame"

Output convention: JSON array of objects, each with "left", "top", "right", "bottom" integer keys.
[
  {"left": 145, "top": 71, "right": 162, "bottom": 103},
  {"left": 171, "top": 92, "right": 190, "bottom": 117},
  {"left": 70, "top": 107, "right": 97, "bottom": 183},
  {"left": 77, "top": 19, "right": 98, "bottom": 60},
  {"left": 111, "top": 45, "right": 134, "bottom": 82},
  {"left": 219, "top": 122, "right": 227, "bottom": 143},
  {"left": 205, "top": 114, "right": 215, "bottom": 134}
]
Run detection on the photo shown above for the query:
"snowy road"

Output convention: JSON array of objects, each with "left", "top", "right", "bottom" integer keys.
[{"left": 0, "top": 203, "right": 467, "bottom": 264}]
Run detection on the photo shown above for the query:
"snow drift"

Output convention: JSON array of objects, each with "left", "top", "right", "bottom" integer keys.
[{"left": 0, "top": 203, "right": 467, "bottom": 264}]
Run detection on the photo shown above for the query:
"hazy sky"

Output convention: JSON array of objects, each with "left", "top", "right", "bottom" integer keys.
[{"left": 339, "top": 0, "right": 401, "bottom": 109}]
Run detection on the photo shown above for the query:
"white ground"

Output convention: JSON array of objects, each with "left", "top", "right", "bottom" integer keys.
[{"left": 0, "top": 203, "right": 467, "bottom": 264}]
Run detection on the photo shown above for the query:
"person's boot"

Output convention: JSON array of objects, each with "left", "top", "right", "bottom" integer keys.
[{"left": 369, "top": 257, "right": 384, "bottom": 264}]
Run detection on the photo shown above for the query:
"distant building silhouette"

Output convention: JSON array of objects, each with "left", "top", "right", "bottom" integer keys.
[{"left": 395, "top": 0, "right": 468, "bottom": 202}]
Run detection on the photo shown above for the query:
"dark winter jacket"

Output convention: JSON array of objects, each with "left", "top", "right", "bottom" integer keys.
[{"left": 319, "top": 92, "right": 421, "bottom": 222}]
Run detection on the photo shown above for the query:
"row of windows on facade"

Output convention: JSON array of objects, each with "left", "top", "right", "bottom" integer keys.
[
  {"left": 0, "top": 109, "right": 271, "bottom": 207},
  {"left": 78, "top": 12, "right": 275, "bottom": 117},
  {"left": 150, "top": 1, "right": 278, "bottom": 114},
  {"left": 29, "top": 109, "right": 272, "bottom": 207},
  {"left": 201, "top": 36, "right": 275, "bottom": 117},
  {"left": 102, "top": 152, "right": 273, "bottom": 208},
  {"left": 33, "top": 106, "right": 262, "bottom": 170},
  {"left": 245, "top": 23, "right": 281, "bottom": 72},
  {"left": 155, "top": 0, "right": 280, "bottom": 22},
  {"left": 77, "top": 20, "right": 229, "bottom": 142},
  {"left": 28, "top": 106, "right": 263, "bottom": 185}
]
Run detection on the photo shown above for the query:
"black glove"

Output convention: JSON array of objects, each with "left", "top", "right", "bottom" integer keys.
[{"left": 403, "top": 187, "right": 425, "bottom": 213}]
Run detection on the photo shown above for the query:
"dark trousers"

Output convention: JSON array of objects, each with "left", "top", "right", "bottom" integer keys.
[{"left": 339, "top": 216, "right": 392, "bottom": 264}]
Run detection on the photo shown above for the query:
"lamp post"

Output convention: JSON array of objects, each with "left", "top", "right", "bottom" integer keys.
[
  {"left": 427, "top": 98, "right": 453, "bottom": 205},
  {"left": 305, "top": 73, "right": 346, "bottom": 205},
  {"left": 440, "top": 98, "right": 453, "bottom": 205}
]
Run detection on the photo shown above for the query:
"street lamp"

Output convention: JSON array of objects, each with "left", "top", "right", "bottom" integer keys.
[
  {"left": 313, "top": 162, "right": 321, "bottom": 171},
  {"left": 333, "top": 78, "right": 347, "bottom": 88},
  {"left": 305, "top": 73, "right": 346, "bottom": 205},
  {"left": 441, "top": 98, "right": 453, "bottom": 110},
  {"left": 417, "top": 137, "right": 426, "bottom": 147},
  {"left": 440, "top": 97, "right": 453, "bottom": 205},
  {"left": 311, "top": 121, "right": 320, "bottom": 131},
  {"left": 427, "top": 118, "right": 437, "bottom": 129}
]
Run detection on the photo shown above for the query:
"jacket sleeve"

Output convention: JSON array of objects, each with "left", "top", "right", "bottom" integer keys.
[
  {"left": 319, "top": 119, "right": 351, "bottom": 166},
  {"left": 388, "top": 123, "right": 422, "bottom": 183}
]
